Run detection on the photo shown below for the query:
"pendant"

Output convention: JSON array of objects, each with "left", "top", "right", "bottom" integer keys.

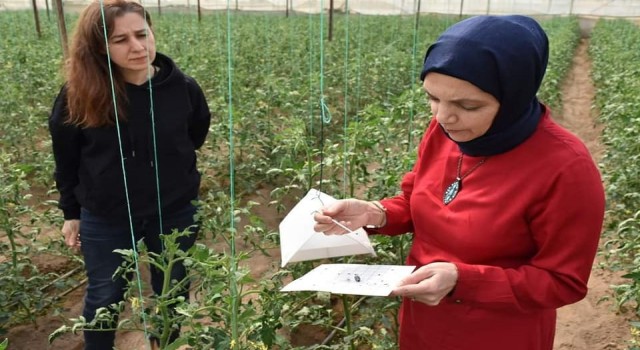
[{"left": 443, "top": 178, "right": 461, "bottom": 205}]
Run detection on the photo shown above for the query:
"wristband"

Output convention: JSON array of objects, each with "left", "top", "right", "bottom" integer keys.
[{"left": 369, "top": 201, "right": 387, "bottom": 228}]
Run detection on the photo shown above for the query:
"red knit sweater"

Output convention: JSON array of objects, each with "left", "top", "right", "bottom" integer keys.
[{"left": 378, "top": 108, "right": 605, "bottom": 350}]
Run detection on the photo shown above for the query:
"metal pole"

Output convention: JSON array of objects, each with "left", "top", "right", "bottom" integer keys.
[
  {"left": 569, "top": 0, "right": 574, "bottom": 15},
  {"left": 328, "top": 0, "right": 334, "bottom": 41},
  {"left": 415, "top": 0, "right": 421, "bottom": 29},
  {"left": 31, "top": 0, "right": 41, "bottom": 38},
  {"left": 197, "top": 0, "right": 201, "bottom": 22},
  {"left": 459, "top": 0, "right": 464, "bottom": 18},
  {"left": 54, "top": 0, "right": 68, "bottom": 59},
  {"left": 157, "top": 0, "right": 162, "bottom": 16},
  {"left": 486, "top": 0, "right": 491, "bottom": 15}
]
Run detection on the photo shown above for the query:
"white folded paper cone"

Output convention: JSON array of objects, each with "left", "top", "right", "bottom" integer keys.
[{"left": 279, "top": 189, "right": 376, "bottom": 267}]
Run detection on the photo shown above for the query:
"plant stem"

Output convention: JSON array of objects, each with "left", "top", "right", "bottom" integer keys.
[
  {"left": 341, "top": 294, "right": 355, "bottom": 350},
  {"left": 7, "top": 227, "right": 18, "bottom": 270}
]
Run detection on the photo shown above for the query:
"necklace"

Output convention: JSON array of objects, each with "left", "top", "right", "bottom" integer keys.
[{"left": 443, "top": 154, "right": 488, "bottom": 205}]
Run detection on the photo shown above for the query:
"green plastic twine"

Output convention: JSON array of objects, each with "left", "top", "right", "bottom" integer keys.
[
  {"left": 355, "top": 13, "right": 363, "bottom": 113},
  {"left": 342, "top": 0, "right": 350, "bottom": 197},
  {"left": 263, "top": 13, "right": 272, "bottom": 90},
  {"left": 320, "top": 97, "right": 332, "bottom": 124},
  {"left": 409, "top": 0, "right": 422, "bottom": 151},
  {"left": 318, "top": 1, "right": 329, "bottom": 125},
  {"left": 142, "top": 2, "right": 172, "bottom": 344},
  {"left": 143, "top": 8, "right": 164, "bottom": 245},
  {"left": 225, "top": 1, "right": 240, "bottom": 344},
  {"left": 340, "top": 10, "right": 357, "bottom": 345},
  {"left": 318, "top": 0, "right": 330, "bottom": 193},
  {"left": 97, "top": 1, "right": 151, "bottom": 346},
  {"left": 308, "top": 11, "right": 314, "bottom": 136},
  {"left": 306, "top": 8, "right": 315, "bottom": 191}
]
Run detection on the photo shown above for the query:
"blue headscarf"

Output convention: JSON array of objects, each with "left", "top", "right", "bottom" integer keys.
[{"left": 420, "top": 15, "right": 549, "bottom": 156}]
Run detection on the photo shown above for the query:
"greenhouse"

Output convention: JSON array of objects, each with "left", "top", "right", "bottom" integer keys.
[
  {"left": 1, "top": 0, "right": 640, "bottom": 349},
  {"left": 3, "top": 0, "right": 640, "bottom": 15}
]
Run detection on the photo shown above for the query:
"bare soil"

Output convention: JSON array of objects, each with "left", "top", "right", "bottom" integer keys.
[
  {"left": 552, "top": 38, "right": 631, "bottom": 349},
  {"left": 4, "top": 38, "right": 634, "bottom": 350}
]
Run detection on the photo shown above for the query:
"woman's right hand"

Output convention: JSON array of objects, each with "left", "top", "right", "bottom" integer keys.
[
  {"left": 313, "top": 199, "right": 385, "bottom": 235},
  {"left": 62, "top": 219, "right": 81, "bottom": 253}
]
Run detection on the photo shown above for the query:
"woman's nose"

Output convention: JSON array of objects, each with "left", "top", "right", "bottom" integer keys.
[
  {"left": 131, "top": 39, "right": 145, "bottom": 51},
  {"left": 435, "top": 105, "right": 456, "bottom": 124}
]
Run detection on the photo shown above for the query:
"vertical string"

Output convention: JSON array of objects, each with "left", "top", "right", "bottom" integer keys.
[
  {"left": 408, "top": 0, "right": 421, "bottom": 151},
  {"left": 263, "top": 12, "right": 272, "bottom": 91},
  {"left": 140, "top": 0, "right": 167, "bottom": 343},
  {"left": 97, "top": 1, "right": 151, "bottom": 346},
  {"left": 318, "top": 0, "right": 331, "bottom": 194},
  {"left": 306, "top": 9, "right": 315, "bottom": 191},
  {"left": 351, "top": 1, "right": 363, "bottom": 194},
  {"left": 308, "top": 10, "right": 314, "bottom": 136},
  {"left": 338, "top": 5, "right": 356, "bottom": 345},
  {"left": 354, "top": 10, "right": 363, "bottom": 114},
  {"left": 225, "top": 0, "right": 239, "bottom": 344},
  {"left": 342, "top": 0, "right": 350, "bottom": 197},
  {"left": 140, "top": 1, "right": 164, "bottom": 247}
]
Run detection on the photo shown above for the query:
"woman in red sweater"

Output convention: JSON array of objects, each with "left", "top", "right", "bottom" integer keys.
[{"left": 313, "top": 15, "right": 605, "bottom": 350}]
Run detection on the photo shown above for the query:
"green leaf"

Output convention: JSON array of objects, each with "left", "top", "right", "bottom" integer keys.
[{"left": 621, "top": 271, "right": 640, "bottom": 281}]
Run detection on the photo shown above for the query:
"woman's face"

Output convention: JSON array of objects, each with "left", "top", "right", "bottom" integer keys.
[
  {"left": 423, "top": 72, "right": 500, "bottom": 142},
  {"left": 108, "top": 12, "right": 156, "bottom": 84}
]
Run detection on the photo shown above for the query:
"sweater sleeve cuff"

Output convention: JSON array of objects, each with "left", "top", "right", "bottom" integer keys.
[
  {"left": 368, "top": 199, "right": 411, "bottom": 236},
  {"left": 63, "top": 207, "right": 81, "bottom": 220},
  {"left": 445, "top": 262, "right": 478, "bottom": 304}
]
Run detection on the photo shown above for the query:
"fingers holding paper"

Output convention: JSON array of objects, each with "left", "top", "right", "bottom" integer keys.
[
  {"left": 313, "top": 199, "right": 383, "bottom": 235},
  {"left": 390, "top": 262, "right": 459, "bottom": 305}
]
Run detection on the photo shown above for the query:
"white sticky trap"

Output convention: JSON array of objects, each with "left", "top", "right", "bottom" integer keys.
[
  {"left": 281, "top": 263, "right": 416, "bottom": 296},
  {"left": 278, "top": 189, "right": 376, "bottom": 267}
]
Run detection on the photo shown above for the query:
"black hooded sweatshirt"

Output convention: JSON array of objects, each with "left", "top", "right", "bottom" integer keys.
[{"left": 49, "top": 53, "right": 211, "bottom": 220}]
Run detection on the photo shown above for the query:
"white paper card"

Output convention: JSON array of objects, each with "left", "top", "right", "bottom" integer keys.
[
  {"left": 279, "top": 189, "right": 376, "bottom": 267},
  {"left": 281, "top": 264, "right": 416, "bottom": 296}
]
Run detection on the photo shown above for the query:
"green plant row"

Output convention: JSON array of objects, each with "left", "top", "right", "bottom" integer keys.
[
  {"left": 539, "top": 16, "right": 582, "bottom": 112},
  {"left": 589, "top": 17, "right": 640, "bottom": 347}
]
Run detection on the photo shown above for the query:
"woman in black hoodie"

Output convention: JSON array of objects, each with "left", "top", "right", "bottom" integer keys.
[{"left": 49, "top": 1, "right": 211, "bottom": 348}]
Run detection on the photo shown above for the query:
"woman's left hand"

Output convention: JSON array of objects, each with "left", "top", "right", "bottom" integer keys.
[{"left": 391, "top": 262, "right": 459, "bottom": 305}]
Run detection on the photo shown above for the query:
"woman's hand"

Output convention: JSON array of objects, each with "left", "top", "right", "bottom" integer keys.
[
  {"left": 62, "top": 219, "right": 81, "bottom": 253},
  {"left": 391, "top": 262, "right": 459, "bottom": 305},
  {"left": 313, "top": 199, "right": 384, "bottom": 235}
]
